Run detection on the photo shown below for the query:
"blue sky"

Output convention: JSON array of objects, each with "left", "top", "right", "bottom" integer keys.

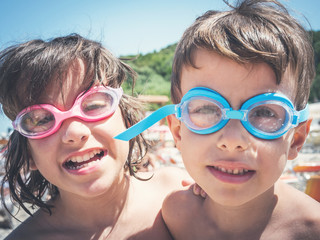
[{"left": 0, "top": 0, "right": 320, "bottom": 134}]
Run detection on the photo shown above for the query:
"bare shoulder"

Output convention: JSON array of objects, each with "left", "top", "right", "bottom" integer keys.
[
  {"left": 275, "top": 181, "right": 320, "bottom": 239},
  {"left": 163, "top": 186, "right": 200, "bottom": 219},
  {"left": 277, "top": 181, "right": 320, "bottom": 215},
  {"left": 162, "top": 187, "right": 203, "bottom": 239},
  {"left": 128, "top": 168, "right": 192, "bottom": 240}
]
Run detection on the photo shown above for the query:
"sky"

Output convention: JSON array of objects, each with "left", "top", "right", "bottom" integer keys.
[{"left": 0, "top": 0, "right": 320, "bottom": 134}]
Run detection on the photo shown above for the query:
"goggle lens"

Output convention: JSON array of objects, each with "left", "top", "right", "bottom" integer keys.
[
  {"left": 20, "top": 108, "right": 55, "bottom": 134},
  {"left": 81, "top": 91, "right": 115, "bottom": 117},
  {"left": 13, "top": 86, "right": 122, "bottom": 139},
  {"left": 247, "top": 102, "right": 287, "bottom": 133},
  {"left": 184, "top": 97, "right": 223, "bottom": 130},
  {"left": 183, "top": 98, "right": 289, "bottom": 134}
]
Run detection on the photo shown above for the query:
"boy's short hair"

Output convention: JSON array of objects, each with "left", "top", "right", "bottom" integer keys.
[
  {"left": 171, "top": 0, "right": 315, "bottom": 110},
  {"left": 0, "top": 34, "right": 148, "bottom": 215}
]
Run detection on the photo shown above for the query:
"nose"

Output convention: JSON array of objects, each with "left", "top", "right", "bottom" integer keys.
[
  {"left": 61, "top": 119, "right": 90, "bottom": 144},
  {"left": 216, "top": 120, "right": 249, "bottom": 152}
]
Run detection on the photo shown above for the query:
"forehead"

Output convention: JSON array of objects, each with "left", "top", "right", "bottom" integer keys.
[
  {"left": 180, "top": 49, "right": 296, "bottom": 103},
  {"left": 39, "top": 59, "right": 91, "bottom": 108}
]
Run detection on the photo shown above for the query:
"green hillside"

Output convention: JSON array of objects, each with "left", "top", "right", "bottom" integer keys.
[
  {"left": 122, "top": 43, "right": 176, "bottom": 100},
  {"left": 122, "top": 31, "right": 320, "bottom": 107},
  {"left": 310, "top": 31, "right": 320, "bottom": 102}
]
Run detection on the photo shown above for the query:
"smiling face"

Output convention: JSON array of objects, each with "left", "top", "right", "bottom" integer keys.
[
  {"left": 27, "top": 59, "right": 129, "bottom": 199},
  {"left": 168, "top": 49, "right": 309, "bottom": 206}
]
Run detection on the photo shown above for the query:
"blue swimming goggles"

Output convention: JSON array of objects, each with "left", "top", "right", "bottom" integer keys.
[{"left": 115, "top": 87, "right": 309, "bottom": 141}]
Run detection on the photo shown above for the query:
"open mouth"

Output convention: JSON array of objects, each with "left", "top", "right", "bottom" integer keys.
[
  {"left": 212, "top": 166, "right": 254, "bottom": 175},
  {"left": 63, "top": 150, "right": 105, "bottom": 170},
  {"left": 208, "top": 165, "right": 256, "bottom": 184}
]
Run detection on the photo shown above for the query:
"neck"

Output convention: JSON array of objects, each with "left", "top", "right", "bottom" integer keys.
[
  {"left": 50, "top": 173, "right": 131, "bottom": 229},
  {"left": 203, "top": 185, "right": 278, "bottom": 237}
]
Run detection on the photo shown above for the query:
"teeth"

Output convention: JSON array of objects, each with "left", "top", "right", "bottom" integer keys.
[
  {"left": 69, "top": 164, "right": 88, "bottom": 170},
  {"left": 67, "top": 159, "right": 101, "bottom": 170},
  {"left": 83, "top": 153, "right": 91, "bottom": 161},
  {"left": 214, "top": 166, "right": 250, "bottom": 175},
  {"left": 75, "top": 155, "right": 82, "bottom": 162},
  {"left": 64, "top": 150, "right": 105, "bottom": 170},
  {"left": 68, "top": 150, "right": 103, "bottom": 163}
]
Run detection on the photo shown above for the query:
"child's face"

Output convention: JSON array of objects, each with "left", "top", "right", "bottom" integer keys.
[
  {"left": 168, "top": 49, "right": 309, "bottom": 206},
  {"left": 27, "top": 59, "right": 129, "bottom": 198}
]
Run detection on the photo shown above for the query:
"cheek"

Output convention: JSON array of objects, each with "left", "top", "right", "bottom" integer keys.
[
  {"left": 27, "top": 138, "right": 58, "bottom": 171},
  {"left": 93, "top": 108, "right": 127, "bottom": 143},
  {"left": 95, "top": 108, "right": 130, "bottom": 159},
  {"left": 28, "top": 138, "right": 56, "bottom": 159},
  {"left": 103, "top": 108, "right": 127, "bottom": 133},
  {"left": 114, "top": 138, "right": 130, "bottom": 162},
  {"left": 180, "top": 126, "right": 198, "bottom": 151},
  {"left": 179, "top": 126, "right": 208, "bottom": 167},
  {"left": 180, "top": 124, "right": 213, "bottom": 148},
  {"left": 255, "top": 136, "right": 292, "bottom": 175}
]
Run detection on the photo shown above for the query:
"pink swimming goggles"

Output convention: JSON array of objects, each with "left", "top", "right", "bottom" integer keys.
[{"left": 12, "top": 86, "right": 123, "bottom": 139}]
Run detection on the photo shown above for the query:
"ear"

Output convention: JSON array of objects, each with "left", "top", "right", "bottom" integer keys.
[
  {"left": 26, "top": 142, "right": 38, "bottom": 170},
  {"left": 29, "top": 158, "right": 38, "bottom": 170},
  {"left": 288, "top": 119, "right": 312, "bottom": 160},
  {"left": 166, "top": 115, "right": 182, "bottom": 150}
]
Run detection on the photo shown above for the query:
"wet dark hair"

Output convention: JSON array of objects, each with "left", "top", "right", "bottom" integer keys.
[
  {"left": 0, "top": 34, "right": 148, "bottom": 216},
  {"left": 171, "top": 0, "right": 315, "bottom": 110}
]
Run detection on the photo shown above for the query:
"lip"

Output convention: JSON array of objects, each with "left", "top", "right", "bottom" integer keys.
[
  {"left": 63, "top": 148, "right": 107, "bottom": 175},
  {"left": 207, "top": 161, "right": 256, "bottom": 184}
]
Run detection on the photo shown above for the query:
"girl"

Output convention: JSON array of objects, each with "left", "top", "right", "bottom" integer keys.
[{"left": 0, "top": 34, "right": 188, "bottom": 239}]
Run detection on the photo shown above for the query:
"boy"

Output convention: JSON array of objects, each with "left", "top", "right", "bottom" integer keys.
[{"left": 115, "top": 0, "right": 320, "bottom": 239}]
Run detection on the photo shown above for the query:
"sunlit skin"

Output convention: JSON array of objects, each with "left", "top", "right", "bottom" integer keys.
[
  {"left": 8, "top": 59, "right": 190, "bottom": 240},
  {"left": 28, "top": 69, "right": 129, "bottom": 199},
  {"left": 177, "top": 49, "right": 295, "bottom": 206},
  {"left": 163, "top": 49, "right": 320, "bottom": 240}
]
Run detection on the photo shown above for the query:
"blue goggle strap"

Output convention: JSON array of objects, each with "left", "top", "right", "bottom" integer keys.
[
  {"left": 295, "top": 104, "right": 309, "bottom": 125},
  {"left": 114, "top": 104, "right": 176, "bottom": 141},
  {"left": 114, "top": 88, "right": 310, "bottom": 141}
]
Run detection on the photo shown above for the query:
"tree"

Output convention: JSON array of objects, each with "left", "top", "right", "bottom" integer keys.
[{"left": 123, "top": 32, "right": 320, "bottom": 105}]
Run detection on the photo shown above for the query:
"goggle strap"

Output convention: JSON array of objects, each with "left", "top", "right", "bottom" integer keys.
[
  {"left": 114, "top": 104, "right": 176, "bottom": 141},
  {"left": 298, "top": 104, "right": 309, "bottom": 123}
]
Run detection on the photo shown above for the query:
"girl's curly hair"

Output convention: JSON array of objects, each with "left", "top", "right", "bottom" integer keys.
[{"left": 0, "top": 34, "right": 149, "bottom": 216}]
